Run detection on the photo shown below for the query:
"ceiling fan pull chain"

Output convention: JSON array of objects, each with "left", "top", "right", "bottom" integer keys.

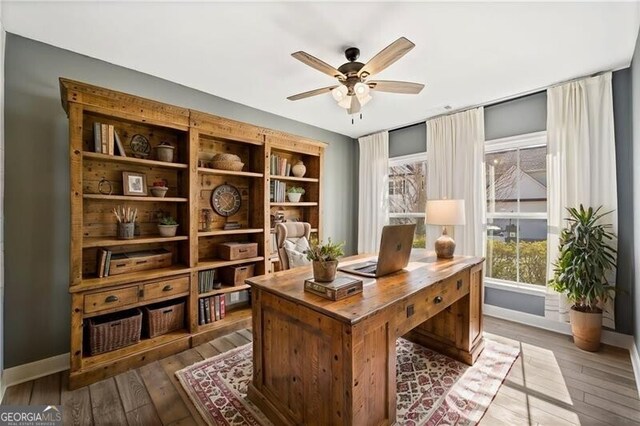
[
  {"left": 352, "top": 117, "right": 354, "bottom": 125},
  {"left": 360, "top": 113, "right": 363, "bottom": 120}
]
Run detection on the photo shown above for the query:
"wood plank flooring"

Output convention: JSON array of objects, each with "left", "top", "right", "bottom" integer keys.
[{"left": 2, "top": 317, "right": 639, "bottom": 425}]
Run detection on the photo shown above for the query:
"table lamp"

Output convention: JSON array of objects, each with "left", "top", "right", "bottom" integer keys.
[{"left": 426, "top": 199, "right": 466, "bottom": 259}]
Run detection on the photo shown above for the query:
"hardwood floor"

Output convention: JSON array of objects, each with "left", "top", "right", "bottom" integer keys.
[{"left": 3, "top": 318, "right": 639, "bottom": 425}]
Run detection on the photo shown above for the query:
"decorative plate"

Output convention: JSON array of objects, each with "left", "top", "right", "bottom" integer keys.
[{"left": 130, "top": 134, "right": 151, "bottom": 158}]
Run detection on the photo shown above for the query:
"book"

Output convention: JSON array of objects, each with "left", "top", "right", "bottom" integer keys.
[
  {"left": 219, "top": 295, "right": 225, "bottom": 319},
  {"left": 114, "top": 130, "right": 127, "bottom": 157},
  {"left": 93, "top": 122, "right": 101, "bottom": 153},
  {"left": 101, "top": 124, "right": 108, "bottom": 154},
  {"left": 204, "top": 297, "right": 211, "bottom": 323},
  {"left": 107, "top": 125, "right": 115, "bottom": 155},
  {"left": 198, "top": 299, "right": 205, "bottom": 325},
  {"left": 96, "top": 249, "right": 107, "bottom": 278},
  {"left": 104, "top": 250, "right": 112, "bottom": 276},
  {"left": 304, "top": 276, "right": 363, "bottom": 301},
  {"left": 214, "top": 295, "right": 221, "bottom": 321}
]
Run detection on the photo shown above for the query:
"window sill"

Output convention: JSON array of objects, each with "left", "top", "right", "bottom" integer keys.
[{"left": 484, "top": 278, "right": 547, "bottom": 297}]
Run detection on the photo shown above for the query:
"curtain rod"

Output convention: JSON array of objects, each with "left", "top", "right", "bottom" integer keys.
[{"left": 362, "top": 67, "right": 622, "bottom": 138}]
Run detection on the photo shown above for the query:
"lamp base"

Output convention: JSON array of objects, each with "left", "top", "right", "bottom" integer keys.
[{"left": 434, "top": 228, "right": 456, "bottom": 259}]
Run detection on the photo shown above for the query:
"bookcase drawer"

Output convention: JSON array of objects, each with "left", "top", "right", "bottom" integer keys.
[
  {"left": 84, "top": 286, "right": 140, "bottom": 314},
  {"left": 141, "top": 276, "right": 190, "bottom": 302}
]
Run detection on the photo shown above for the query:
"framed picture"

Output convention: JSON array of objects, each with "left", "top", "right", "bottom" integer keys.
[{"left": 122, "top": 172, "right": 147, "bottom": 196}]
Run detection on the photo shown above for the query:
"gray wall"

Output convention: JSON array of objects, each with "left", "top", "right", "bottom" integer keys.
[
  {"left": 631, "top": 29, "right": 640, "bottom": 356},
  {"left": 3, "top": 34, "right": 357, "bottom": 368},
  {"left": 388, "top": 123, "right": 426, "bottom": 158},
  {"left": 389, "top": 75, "right": 636, "bottom": 328}
]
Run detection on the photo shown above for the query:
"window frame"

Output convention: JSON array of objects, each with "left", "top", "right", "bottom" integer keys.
[
  {"left": 485, "top": 131, "right": 547, "bottom": 294},
  {"left": 387, "top": 152, "right": 428, "bottom": 244}
]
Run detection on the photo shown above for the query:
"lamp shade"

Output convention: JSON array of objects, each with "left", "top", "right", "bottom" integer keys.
[{"left": 426, "top": 199, "right": 466, "bottom": 226}]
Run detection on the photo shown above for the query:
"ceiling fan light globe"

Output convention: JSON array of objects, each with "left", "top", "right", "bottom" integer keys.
[
  {"left": 358, "top": 93, "right": 373, "bottom": 106},
  {"left": 331, "top": 85, "right": 348, "bottom": 102},
  {"left": 338, "top": 96, "right": 352, "bottom": 109},
  {"left": 354, "top": 82, "right": 369, "bottom": 96}
]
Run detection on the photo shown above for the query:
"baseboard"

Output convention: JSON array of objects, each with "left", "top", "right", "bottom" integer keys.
[
  {"left": 484, "top": 304, "right": 640, "bottom": 397},
  {"left": 2, "top": 353, "right": 69, "bottom": 393}
]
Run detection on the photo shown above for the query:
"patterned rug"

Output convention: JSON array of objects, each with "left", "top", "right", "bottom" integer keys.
[{"left": 176, "top": 338, "right": 519, "bottom": 425}]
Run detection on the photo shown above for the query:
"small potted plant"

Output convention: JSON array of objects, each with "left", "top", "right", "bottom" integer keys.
[
  {"left": 287, "top": 187, "right": 305, "bottom": 203},
  {"left": 306, "top": 238, "right": 345, "bottom": 282},
  {"left": 549, "top": 205, "right": 617, "bottom": 352},
  {"left": 150, "top": 180, "right": 169, "bottom": 198},
  {"left": 158, "top": 215, "right": 179, "bottom": 237}
]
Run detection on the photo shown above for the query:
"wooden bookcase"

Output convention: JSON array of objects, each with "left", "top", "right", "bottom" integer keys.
[{"left": 61, "top": 79, "right": 325, "bottom": 388}]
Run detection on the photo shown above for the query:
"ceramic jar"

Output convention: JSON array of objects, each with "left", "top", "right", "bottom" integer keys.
[{"left": 292, "top": 161, "right": 306, "bottom": 177}]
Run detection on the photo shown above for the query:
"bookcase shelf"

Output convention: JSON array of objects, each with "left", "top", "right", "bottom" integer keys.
[
  {"left": 198, "top": 167, "right": 263, "bottom": 178},
  {"left": 83, "top": 235, "right": 188, "bottom": 248},
  {"left": 196, "top": 256, "right": 265, "bottom": 271},
  {"left": 198, "top": 284, "right": 250, "bottom": 298},
  {"left": 270, "top": 175, "right": 319, "bottom": 183},
  {"left": 198, "top": 228, "right": 263, "bottom": 237},
  {"left": 63, "top": 78, "right": 325, "bottom": 389},
  {"left": 83, "top": 151, "right": 188, "bottom": 169},
  {"left": 83, "top": 194, "right": 188, "bottom": 203}
]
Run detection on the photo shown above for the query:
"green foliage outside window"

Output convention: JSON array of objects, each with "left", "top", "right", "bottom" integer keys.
[{"left": 487, "top": 240, "right": 547, "bottom": 285}]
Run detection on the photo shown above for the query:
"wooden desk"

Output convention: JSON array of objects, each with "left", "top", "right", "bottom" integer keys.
[{"left": 246, "top": 253, "right": 485, "bottom": 425}]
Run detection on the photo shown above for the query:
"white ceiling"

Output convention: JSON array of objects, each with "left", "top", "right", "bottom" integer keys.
[{"left": 3, "top": 2, "right": 640, "bottom": 138}]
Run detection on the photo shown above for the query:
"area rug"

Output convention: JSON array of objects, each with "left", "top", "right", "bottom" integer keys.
[{"left": 176, "top": 338, "right": 519, "bottom": 425}]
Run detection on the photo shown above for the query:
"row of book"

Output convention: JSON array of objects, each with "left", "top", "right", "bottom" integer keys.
[
  {"left": 270, "top": 155, "right": 291, "bottom": 176},
  {"left": 198, "top": 295, "right": 226, "bottom": 325},
  {"left": 270, "top": 180, "right": 288, "bottom": 202},
  {"left": 96, "top": 248, "right": 113, "bottom": 278},
  {"left": 198, "top": 269, "right": 221, "bottom": 294},
  {"left": 93, "top": 122, "right": 126, "bottom": 156}
]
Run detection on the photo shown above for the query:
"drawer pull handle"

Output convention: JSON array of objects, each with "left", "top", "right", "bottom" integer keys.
[
  {"left": 110, "top": 322, "right": 121, "bottom": 327},
  {"left": 135, "top": 260, "right": 148, "bottom": 265},
  {"left": 162, "top": 309, "right": 174, "bottom": 314},
  {"left": 239, "top": 249, "right": 248, "bottom": 253},
  {"left": 434, "top": 296, "right": 443, "bottom": 304},
  {"left": 162, "top": 285, "right": 173, "bottom": 292},
  {"left": 105, "top": 295, "right": 119, "bottom": 303},
  {"left": 457, "top": 279, "right": 463, "bottom": 290}
]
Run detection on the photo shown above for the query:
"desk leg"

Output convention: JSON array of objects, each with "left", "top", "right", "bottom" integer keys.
[{"left": 405, "top": 264, "right": 485, "bottom": 365}]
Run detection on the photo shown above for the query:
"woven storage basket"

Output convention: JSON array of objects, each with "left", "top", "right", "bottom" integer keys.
[
  {"left": 144, "top": 299, "right": 185, "bottom": 338},
  {"left": 87, "top": 308, "right": 142, "bottom": 356},
  {"left": 211, "top": 153, "right": 244, "bottom": 171}
]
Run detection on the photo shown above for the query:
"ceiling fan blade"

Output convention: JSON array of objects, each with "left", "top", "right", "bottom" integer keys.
[
  {"left": 292, "top": 51, "right": 346, "bottom": 80},
  {"left": 287, "top": 85, "right": 339, "bottom": 101},
  {"left": 359, "top": 37, "right": 415, "bottom": 77},
  {"left": 348, "top": 96, "right": 361, "bottom": 114},
  {"left": 368, "top": 80, "right": 425, "bottom": 94}
]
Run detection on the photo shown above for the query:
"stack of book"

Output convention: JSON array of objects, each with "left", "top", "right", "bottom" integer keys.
[
  {"left": 198, "top": 269, "right": 220, "bottom": 293},
  {"left": 93, "top": 122, "right": 126, "bottom": 156},
  {"left": 96, "top": 248, "right": 113, "bottom": 277},
  {"left": 270, "top": 180, "right": 287, "bottom": 202},
  {"left": 270, "top": 155, "right": 291, "bottom": 176},
  {"left": 198, "top": 295, "right": 226, "bottom": 325},
  {"left": 223, "top": 221, "right": 241, "bottom": 230}
]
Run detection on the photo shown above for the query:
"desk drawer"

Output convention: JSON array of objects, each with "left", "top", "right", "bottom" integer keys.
[
  {"left": 397, "top": 271, "right": 470, "bottom": 336},
  {"left": 84, "top": 286, "right": 139, "bottom": 314},
  {"left": 141, "top": 276, "right": 190, "bottom": 302}
]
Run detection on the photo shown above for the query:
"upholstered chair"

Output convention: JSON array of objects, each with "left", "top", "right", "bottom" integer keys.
[{"left": 275, "top": 222, "right": 311, "bottom": 270}]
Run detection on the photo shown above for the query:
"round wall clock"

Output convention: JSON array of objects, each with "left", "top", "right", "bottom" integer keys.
[{"left": 211, "top": 184, "right": 242, "bottom": 217}]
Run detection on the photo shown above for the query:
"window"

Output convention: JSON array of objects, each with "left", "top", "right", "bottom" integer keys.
[
  {"left": 388, "top": 153, "right": 427, "bottom": 248},
  {"left": 485, "top": 132, "right": 547, "bottom": 289}
]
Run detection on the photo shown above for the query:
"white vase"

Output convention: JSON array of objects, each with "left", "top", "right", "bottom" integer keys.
[
  {"left": 292, "top": 161, "right": 306, "bottom": 177},
  {"left": 287, "top": 192, "right": 302, "bottom": 203}
]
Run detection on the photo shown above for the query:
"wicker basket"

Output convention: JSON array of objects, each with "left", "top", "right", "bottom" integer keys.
[
  {"left": 210, "top": 160, "right": 244, "bottom": 171},
  {"left": 144, "top": 300, "right": 185, "bottom": 338},
  {"left": 87, "top": 308, "right": 142, "bottom": 356}
]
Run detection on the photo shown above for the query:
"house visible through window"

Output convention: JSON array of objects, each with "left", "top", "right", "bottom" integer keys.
[
  {"left": 388, "top": 153, "right": 427, "bottom": 248},
  {"left": 485, "top": 132, "right": 547, "bottom": 288}
]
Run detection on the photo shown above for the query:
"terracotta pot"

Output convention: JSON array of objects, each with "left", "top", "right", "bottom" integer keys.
[
  {"left": 312, "top": 260, "right": 338, "bottom": 282},
  {"left": 569, "top": 307, "right": 602, "bottom": 352}
]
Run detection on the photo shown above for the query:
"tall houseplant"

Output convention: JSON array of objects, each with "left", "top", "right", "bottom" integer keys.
[
  {"left": 306, "top": 238, "right": 345, "bottom": 282},
  {"left": 549, "top": 205, "right": 616, "bottom": 351}
]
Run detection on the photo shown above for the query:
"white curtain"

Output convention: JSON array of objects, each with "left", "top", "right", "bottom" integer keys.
[
  {"left": 545, "top": 73, "right": 618, "bottom": 329},
  {"left": 426, "top": 108, "right": 486, "bottom": 256},
  {"left": 358, "top": 131, "right": 389, "bottom": 253}
]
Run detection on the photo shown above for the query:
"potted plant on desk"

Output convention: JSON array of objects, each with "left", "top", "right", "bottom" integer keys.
[
  {"left": 306, "top": 238, "right": 345, "bottom": 282},
  {"left": 549, "top": 205, "right": 617, "bottom": 352}
]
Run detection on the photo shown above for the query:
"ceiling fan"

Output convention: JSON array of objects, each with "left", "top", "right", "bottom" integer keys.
[{"left": 287, "top": 37, "right": 424, "bottom": 115}]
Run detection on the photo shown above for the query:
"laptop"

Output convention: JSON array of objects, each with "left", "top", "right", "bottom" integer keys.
[{"left": 339, "top": 224, "right": 416, "bottom": 278}]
